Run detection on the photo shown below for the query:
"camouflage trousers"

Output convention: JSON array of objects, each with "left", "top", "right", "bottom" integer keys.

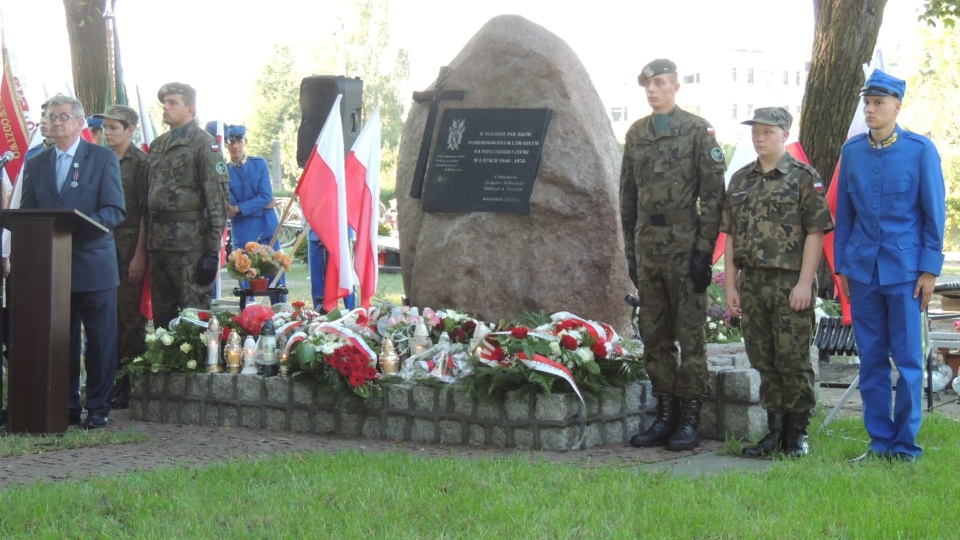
[
  {"left": 116, "top": 229, "right": 147, "bottom": 365},
  {"left": 636, "top": 251, "right": 709, "bottom": 398},
  {"left": 149, "top": 249, "right": 212, "bottom": 331},
  {"left": 739, "top": 267, "right": 816, "bottom": 413}
]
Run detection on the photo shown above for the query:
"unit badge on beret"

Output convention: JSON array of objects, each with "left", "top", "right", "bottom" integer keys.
[{"left": 643, "top": 66, "right": 654, "bottom": 78}]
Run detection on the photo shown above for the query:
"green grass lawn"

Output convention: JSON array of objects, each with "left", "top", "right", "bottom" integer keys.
[
  {"left": 226, "top": 263, "right": 405, "bottom": 308},
  {"left": 0, "top": 429, "right": 148, "bottom": 459},
  {"left": 1, "top": 414, "right": 957, "bottom": 538}
]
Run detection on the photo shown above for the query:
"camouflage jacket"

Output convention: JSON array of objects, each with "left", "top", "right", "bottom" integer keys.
[
  {"left": 146, "top": 120, "right": 229, "bottom": 252},
  {"left": 720, "top": 152, "right": 834, "bottom": 270},
  {"left": 620, "top": 107, "right": 726, "bottom": 257},
  {"left": 117, "top": 143, "right": 149, "bottom": 231}
]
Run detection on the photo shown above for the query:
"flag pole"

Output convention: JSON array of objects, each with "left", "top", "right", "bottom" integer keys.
[{"left": 268, "top": 191, "right": 301, "bottom": 248}]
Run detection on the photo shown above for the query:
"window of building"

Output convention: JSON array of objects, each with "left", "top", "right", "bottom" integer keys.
[
  {"left": 795, "top": 105, "right": 802, "bottom": 114},
  {"left": 796, "top": 71, "right": 801, "bottom": 85},
  {"left": 610, "top": 107, "right": 628, "bottom": 122},
  {"left": 783, "top": 71, "right": 789, "bottom": 85},
  {"left": 732, "top": 104, "right": 738, "bottom": 119},
  {"left": 747, "top": 104, "right": 754, "bottom": 116},
  {"left": 747, "top": 69, "right": 754, "bottom": 84},
  {"left": 732, "top": 68, "right": 738, "bottom": 83}
]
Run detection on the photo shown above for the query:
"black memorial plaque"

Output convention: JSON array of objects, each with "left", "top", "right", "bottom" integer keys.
[{"left": 421, "top": 108, "right": 552, "bottom": 214}]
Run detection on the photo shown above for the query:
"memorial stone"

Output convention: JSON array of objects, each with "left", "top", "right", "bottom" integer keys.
[{"left": 397, "top": 15, "right": 632, "bottom": 330}]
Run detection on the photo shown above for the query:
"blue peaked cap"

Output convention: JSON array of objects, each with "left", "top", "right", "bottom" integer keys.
[
  {"left": 204, "top": 121, "right": 219, "bottom": 137},
  {"left": 86, "top": 116, "right": 104, "bottom": 130},
  {"left": 226, "top": 125, "right": 246, "bottom": 140},
  {"left": 860, "top": 69, "right": 906, "bottom": 100}
]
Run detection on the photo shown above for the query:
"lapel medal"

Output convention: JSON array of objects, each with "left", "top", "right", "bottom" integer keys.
[{"left": 71, "top": 163, "right": 79, "bottom": 188}]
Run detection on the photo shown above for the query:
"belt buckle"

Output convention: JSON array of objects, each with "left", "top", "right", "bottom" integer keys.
[{"left": 650, "top": 214, "right": 665, "bottom": 226}]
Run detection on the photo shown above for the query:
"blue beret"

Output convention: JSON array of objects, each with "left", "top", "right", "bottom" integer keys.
[
  {"left": 226, "top": 125, "right": 246, "bottom": 140},
  {"left": 204, "top": 121, "right": 219, "bottom": 137},
  {"left": 86, "top": 116, "right": 104, "bottom": 130},
  {"left": 860, "top": 69, "right": 906, "bottom": 101}
]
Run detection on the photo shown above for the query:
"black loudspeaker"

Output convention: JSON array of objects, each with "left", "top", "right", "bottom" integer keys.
[{"left": 297, "top": 76, "right": 363, "bottom": 167}]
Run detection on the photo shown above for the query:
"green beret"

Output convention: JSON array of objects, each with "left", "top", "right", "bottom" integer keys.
[
  {"left": 157, "top": 82, "right": 197, "bottom": 102},
  {"left": 638, "top": 59, "right": 677, "bottom": 86}
]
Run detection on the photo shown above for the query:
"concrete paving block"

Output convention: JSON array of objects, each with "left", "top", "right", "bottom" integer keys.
[
  {"left": 203, "top": 404, "right": 220, "bottom": 426},
  {"left": 161, "top": 401, "right": 178, "bottom": 423},
  {"left": 439, "top": 420, "right": 463, "bottom": 444},
  {"left": 411, "top": 386, "right": 437, "bottom": 412},
  {"left": 721, "top": 403, "right": 765, "bottom": 440},
  {"left": 723, "top": 369, "right": 761, "bottom": 403},
  {"left": 221, "top": 405, "right": 239, "bottom": 428},
  {"left": 490, "top": 426, "right": 507, "bottom": 446},
  {"left": 315, "top": 388, "right": 336, "bottom": 407},
  {"left": 384, "top": 415, "right": 406, "bottom": 440},
  {"left": 237, "top": 376, "right": 262, "bottom": 402},
  {"left": 451, "top": 391, "right": 474, "bottom": 416},
  {"left": 361, "top": 416, "right": 382, "bottom": 439},
  {"left": 513, "top": 427, "right": 534, "bottom": 450},
  {"left": 265, "top": 407, "right": 286, "bottom": 429},
  {"left": 339, "top": 413, "right": 362, "bottom": 437},
  {"left": 476, "top": 400, "right": 501, "bottom": 420},
  {"left": 386, "top": 384, "right": 410, "bottom": 409},
  {"left": 605, "top": 420, "right": 625, "bottom": 444},
  {"left": 315, "top": 411, "right": 335, "bottom": 434},
  {"left": 210, "top": 374, "right": 234, "bottom": 400},
  {"left": 410, "top": 418, "right": 437, "bottom": 442},
  {"left": 700, "top": 400, "right": 719, "bottom": 438},
  {"left": 540, "top": 427, "right": 576, "bottom": 451},
  {"left": 167, "top": 373, "right": 186, "bottom": 395},
  {"left": 600, "top": 393, "right": 622, "bottom": 416},
  {"left": 534, "top": 393, "right": 576, "bottom": 422},
  {"left": 145, "top": 401, "right": 161, "bottom": 422},
  {"left": 240, "top": 406, "right": 262, "bottom": 428},
  {"left": 292, "top": 380, "right": 314, "bottom": 405},
  {"left": 148, "top": 374, "right": 164, "bottom": 395},
  {"left": 468, "top": 424, "right": 487, "bottom": 446},
  {"left": 624, "top": 383, "right": 643, "bottom": 414},
  {"left": 263, "top": 377, "right": 288, "bottom": 403},
  {"left": 181, "top": 403, "right": 201, "bottom": 425},
  {"left": 504, "top": 392, "right": 530, "bottom": 421},
  {"left": 582, "top": 423, "right": 601, "bottom": 448},
  {"left": 290, "top": 410, "right": 310, "bottom": 432}
]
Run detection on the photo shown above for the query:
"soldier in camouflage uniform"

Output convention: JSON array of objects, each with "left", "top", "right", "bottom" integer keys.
[
  {"left": 96, "top": 105, "right": 149, "bottom": 409},
  {"left": 621, "top": 59, "right": 726, "bottom": 451},
  {"left": 721, "top": 107, "right": 833, "bottom": 458},
  {"left": 147, "top": 83, "right": 229, "bottom": 329}
]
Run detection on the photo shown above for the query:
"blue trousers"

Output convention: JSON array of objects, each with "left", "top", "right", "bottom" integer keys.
[
  {"left": 69, "top": 288, "right": 118, "bottom": 414},
  {"left": 308, "top": 238, "right": 354, "bottom": 311},
  {"left": 849, "top": 269, "right": 925, "bottom": 457}
]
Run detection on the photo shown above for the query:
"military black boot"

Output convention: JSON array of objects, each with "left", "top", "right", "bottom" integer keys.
[
  {"left": 742, "top": 411, "right": 784, "bottom": 458},
  {"left": 666, "top": 398, "right": 702, "bottom": 451},
  {"left": 782, "top": 411, "right": 811, "bottom": 457},
  {"left": 629, "top": 396, "right": 678, "bottom": 448},
  {"left": 110, "top": 375, "right": 131, "bottom": 410}
]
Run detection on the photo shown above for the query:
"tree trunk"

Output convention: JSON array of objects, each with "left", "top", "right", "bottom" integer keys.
[
  {"left": 63, "top": 0, "right": 109, "bottom": 115},
  {"left": 800, "top": 0, "right": 888, "bottom": 296}
]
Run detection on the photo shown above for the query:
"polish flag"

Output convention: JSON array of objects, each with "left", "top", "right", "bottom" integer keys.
[
  {"left": 296, "top": 95, "right": 353, "bottom": 312},
  {"left": 345, "top": 107, "right": 381, "bottom": 309},
  {"left": 136, "top": 85, "right": 155, "bottom": 151}
]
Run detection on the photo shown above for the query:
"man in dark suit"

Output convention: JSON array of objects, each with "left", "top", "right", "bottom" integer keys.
[{"left": 20, "top": 94, "right": 126, "bottom": 429}]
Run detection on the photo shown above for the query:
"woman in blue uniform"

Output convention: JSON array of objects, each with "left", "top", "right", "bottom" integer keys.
[{"left": 226, "top": 125, "right": 286, "bottom": 303}]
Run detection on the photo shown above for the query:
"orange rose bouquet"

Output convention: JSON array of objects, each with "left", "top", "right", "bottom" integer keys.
[{"left": 226, "top": 242, "right": 292, "bottom": 281}]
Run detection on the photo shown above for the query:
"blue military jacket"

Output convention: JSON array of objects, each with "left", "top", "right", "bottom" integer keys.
[{"left": 228, "top": 155, "right": 280, "bottom": 246}]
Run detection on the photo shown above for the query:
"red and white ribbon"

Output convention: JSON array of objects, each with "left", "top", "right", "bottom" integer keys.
[{"left": 314, "top": 323, "right": 377, "bottom": 363}]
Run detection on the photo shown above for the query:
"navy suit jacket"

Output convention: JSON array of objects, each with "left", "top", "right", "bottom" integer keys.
[{"left": 21, "top": 140, "right": 126, "bottom": 292}]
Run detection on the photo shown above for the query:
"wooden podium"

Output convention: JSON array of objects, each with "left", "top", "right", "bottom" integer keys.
[{"left": 0, "top": 209, "right": 108, "bottom": 434}]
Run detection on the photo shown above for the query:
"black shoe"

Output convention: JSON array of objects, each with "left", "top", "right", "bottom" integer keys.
[
  {"left": 69, "top": 408, "right": 83, "bottom": 425},
  {"left": 742, "top": 412, "right": 785, "bottom": 458},
  {"left": 0, "top": 408, "right": 6, "bottom": 427},
  {"left": 892, "top": 452, "right": 918, "bottom": 464},
  {"left": 110, "top": 376, "right": 131, "bottom": 409},
  {"left": 781, "top": 411, "right": 811, "bottom": 458},
  {"left": 84, "top": 412, "right": 109, "bottom": 430},
  {"left": 629, "top": 396, "right": 678, "bottom": 448},
  {"left": 848, "top": 450, "right": 887, "bottom": 464},
  {"left": 666, "top": 398, "right": 702, "bottom": 452}
]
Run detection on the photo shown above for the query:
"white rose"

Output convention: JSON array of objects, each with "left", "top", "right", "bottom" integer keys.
[
  {"left": 576, "top": 348, "right": 594, "bottom": 363},
  {"left": 155, "top": 327, "right": 167, "bottom": 336},
  {"left": 161, "top": 334, "right": 175, "bottom": 346},
  {"left": 709, "top": 322, "right": 717, "bottom": 330},
  {"left": 180, "top": 343, "right": 193, "bottom": 353},
  {"left": 145, "top": 333, "right": 157, "bottom": 343},
  {"left": 186, "top": 360, "right": 197, "bottom": 370},
  {"left": 717, "top": 333, "right": 726, "bottom": 341},
  {"left": 549, "top": 341, "right": 561, "bottom": 354}
]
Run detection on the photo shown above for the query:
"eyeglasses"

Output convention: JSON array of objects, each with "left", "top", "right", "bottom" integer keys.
[{"left": 43, "top": 113, "right": 80, "bottom": 123}]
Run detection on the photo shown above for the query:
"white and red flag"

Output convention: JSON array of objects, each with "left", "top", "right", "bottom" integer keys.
[
  {"left": 0, "top": 31, "right": 30, "bottom": 185},
  {"left": 296, "top": 95, "right": 353, "bottom": 312},
  {"left": 136, "top": 84, "right": 155, "bottom": 151},
  {"left": 345, "top": 107, "right": 381, "bottom": 309}
]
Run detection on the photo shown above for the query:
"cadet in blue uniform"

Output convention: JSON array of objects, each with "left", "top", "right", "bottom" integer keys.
[
  {"left": 226, "top": 125, "right": 286, "bottom": 303},
  {"left": 835, "top": 70, "right": 946, "bottom": 463}
]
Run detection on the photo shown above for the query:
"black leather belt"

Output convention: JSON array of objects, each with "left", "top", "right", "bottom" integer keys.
[
  {"left": 149, "top": 210, "right": 202, "bottom": 223},
  {"left": 637, "top": 207, "right": 698, "bottom": 226}
]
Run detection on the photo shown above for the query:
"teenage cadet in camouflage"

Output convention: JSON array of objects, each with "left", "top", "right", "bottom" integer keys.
[
  {"left": 147, "top": 83, "right": 230, "bottom": 330},
  {"left": 621, "top": 59, "right": 726, "bottom": 452},
  {"left": 721, "top": 107, "right": 833, "bottom": 458},
  {"left": 96, "top": 105, "right": 149, "bottom": 409}
]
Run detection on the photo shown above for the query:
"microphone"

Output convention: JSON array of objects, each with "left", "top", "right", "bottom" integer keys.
[{"left": 0, "top": 151, "right": 14, "bottom": 167}]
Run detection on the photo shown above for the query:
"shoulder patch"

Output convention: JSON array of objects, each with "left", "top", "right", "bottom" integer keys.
[
  {"left": 706, "top": 126, "right": 715, "bottom": 137},
  {"left": 216, "top": 162, "right": 227, "bottom": 175},
  {"left": 211, "top": 143, "right": 221, "bottom": 153},
  {"left": 710, "top": 147, "right": 724, "bottom": 163}
]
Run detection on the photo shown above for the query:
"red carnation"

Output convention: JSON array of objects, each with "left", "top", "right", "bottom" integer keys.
[
  {"left": 292, "top": 300, "right": 306, "bottom": 310},
  {"left": 560, "top": 335, "right": 578, "bottom": 350},
  {"left": 451, "top": 327, "right": 466, "bottom": 343},
  {"left": 463, "top": 320, "right": 477, "bottom": 332},
  {"left": 490, "top": 345, "right": 505, "bottom": 361},
  {"left": 591, "top": 342, "right": 607, "bottom": 358},
  {"left": 510, "top": 327, "right": 529, "bottom": 339},
  {"left": 434, "top": 322, "right": 446, "bottom": 332},
  {"left": 198, "top": 312, "right": 211, "bottom": 322}
]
